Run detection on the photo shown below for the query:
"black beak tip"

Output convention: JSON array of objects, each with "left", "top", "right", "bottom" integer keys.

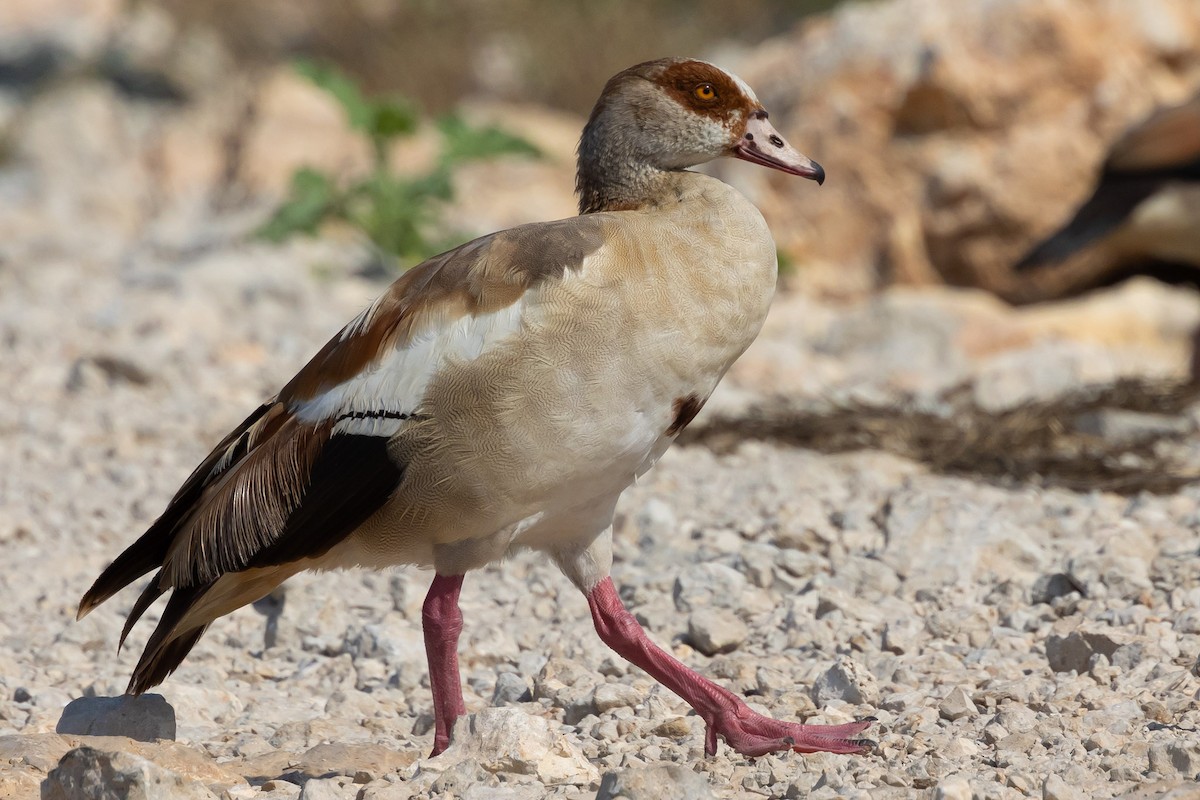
[{"left": 812, "top": 162, "right": 826, "bottom": 186}]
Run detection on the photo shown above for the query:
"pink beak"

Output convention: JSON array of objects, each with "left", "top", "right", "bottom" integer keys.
[{"left": 732, "top": 112, "right": 824, "bottom": 184}]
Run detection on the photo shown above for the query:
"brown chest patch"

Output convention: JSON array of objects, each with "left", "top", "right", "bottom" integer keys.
[{"left": 667, "top": 394, "right": 707, "bottom": 436}]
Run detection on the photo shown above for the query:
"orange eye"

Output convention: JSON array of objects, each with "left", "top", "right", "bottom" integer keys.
[{"left": 694, "top": 83, "right": 717, "bottom": 102}]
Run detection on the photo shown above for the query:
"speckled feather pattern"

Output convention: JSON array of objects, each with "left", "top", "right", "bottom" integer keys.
[{"left": 78, "top": 56, "right": 802, "bottom": 697}]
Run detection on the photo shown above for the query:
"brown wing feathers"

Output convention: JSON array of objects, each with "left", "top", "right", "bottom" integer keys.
[
  {"left": 245, "top": 429, "right": 403, "bottom": 569},
  {"left": 161, "top": 412, "right": 334, "bottom": 586},
  {"left": 1017, "top": 94, "right": 1200, "bottom": 272},
  {"left": 126, "top": 581, "right": 211, "bottom": 694},
  {"left": 98, "top": 415, "right": 405, "bottom": 693},
  {"left": 1105, "top": 95, "right": 1200, "bottom": 177},
  {"left": 79, "top": 217, "right": 605, "bottom": 693},
  {"left": 1013, "top": 179, "right": 1165, "bottom": 270},
  {"left": 77, "top": 401, "right": 276, "bottom": 620}
]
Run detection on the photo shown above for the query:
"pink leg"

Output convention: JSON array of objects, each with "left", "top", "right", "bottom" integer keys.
[
  {"left": 422, "top": 573, "right": 467, "bottom": 756},
  {"left": 587, "top": 577, "right": 874, "bottom": 757}
]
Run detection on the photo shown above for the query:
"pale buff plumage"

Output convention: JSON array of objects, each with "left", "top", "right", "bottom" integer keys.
[
  {"left": 348, "top": 173, "right": 777, "bottom": 572},
  {"left": 79, "top": 57, "right": 872, "bottom": 759}
]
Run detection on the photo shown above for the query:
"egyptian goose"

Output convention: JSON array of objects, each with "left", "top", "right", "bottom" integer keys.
[
  {"left": 78, "top": 58, "right": 873, "bottom": 759},
  {"left": 1016, "top": 92, "right": 1200, "bottom": 275}
]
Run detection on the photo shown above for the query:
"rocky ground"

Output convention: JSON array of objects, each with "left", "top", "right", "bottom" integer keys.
[
  {"left": 5, "top": 2, "right": 1200, "bottom": 799},
  {"left": 4, "top": 189, "right": 1200, "bottom": 799}
]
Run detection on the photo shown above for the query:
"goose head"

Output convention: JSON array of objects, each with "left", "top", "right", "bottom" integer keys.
[{"left": 577, "top": 57, "right": 823, "bottom": 213}]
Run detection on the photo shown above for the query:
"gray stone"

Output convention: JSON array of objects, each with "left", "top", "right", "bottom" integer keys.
[
  {"left": 438, "top": 708, "right": 598, "bottom": 786},
  {"left": 297, "top": 776, "right": 358, "bottom": 800},
  {"left": 357, "top": 781, "right": 417, "bottom": 800},
  {"left": 533, "top": 657, "right": 599, "bottom": 724},
  {"left": 673, "top": 563, "right": 747, "bottom": 612},
  {"left": 492, "top": 672, "right": 531, "bottom": 705},
  {"left": 938, "top": 686, "right": 977, "bottom": 722},
  {"left": 933, "top": 777, "right": 973, "bottom": 800},
  {"left": 1149, "top": 742, "right": 1200, "bottom": 779},
  {"left": 1111, "top": 643, "right": 1146, "bottom": 671},
  {"left": 287, "top": 742, "right": 418, "bottom": 781},
  {"left": 687, "top": 608, "right": 748, "bottom": 656},
  {"left": 596, "top": 764, "right": 714, "bottom": 800},
  {"left": 593, "top": 682, "right": 641, "bottom": 714},
  {"left": 882, "top": 619, "right": 924, "bottom": 655},
  {"left": 1046, "top": 631, "right": 1123, "bottom": 674},
  {"left": 56, "top": 695, "right": 176, "bottom": 742},
  {"left": 633, "top": 498, "right": 678, "bottom": 546},
  {"left": 439, "top": 759, "right": 497, "bottom": 795},
  {"left": 1066, "top": 532, "right": 1157, "bottom": 600},
  {"left": 1043, "top": 773, "right": 1086, "bottom": 800},
  {"left": 811, "top": 658, "right": 880, "bottom": 707},
  {"left": 1031, "top": 573, "right": 1084, "bottom": 605},
  {"left": 40, "top": 746, "right": 218, "bottom": 800}
]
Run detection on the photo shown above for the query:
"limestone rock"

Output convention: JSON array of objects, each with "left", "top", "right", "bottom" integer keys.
[
  {"left": 596, "top": 764, "right": 714, "bottom": 800},
  {"left": 1046, "top": 630, "right": 1124, "bottom": 674},
  {"left": 533, "top": 657, "right": 599, "bottom": 725},
  {"left": 934, "top": 777, "right": 973, "bottom": 800},
  {"left": 287, "top": 742, "right": 420, "bottom": 782},
  {"left": 492, "top": 672, "right": 531, "bottom": 705},
  {"left": 0, "top": 733, "right": 72, "bottom": 772},
  {"left": 40, "top": 746, "right": 219, "bottom": 800},
  {"left": 297, "top": 776, "right": 358, "bottom": 800},
  {"left": 436, "top": 708, "right": 598, "bottom": 786},
  {"left": 673, "top": 564, "right": 748, "bottom": 613},
  {"left": 56, "top": 695, "right": 176, "bottom": 742},
  {"left": 592, "top": 682, "right": 641, "bottom": 714},
  {"left": 687, "top": 609, "right": 748, "bottom": 656},
  {"left": 737, "top": 0, "right": 1200, "bottom": 300},
  {"left": 938, "top": 687, "right": 977, "bottom": 722},
  {"left": 1044, "top": 773, "right": 1087, "bottom": 800},
  {"left": 1119, "top": 783, "right": 1200, "bottom": 800},
  {"left": 1149, "top": 742, "right": 1200, "bottom": 779},
  {"left": 811, "top": 658, "right": 880, "bottom": 707}
]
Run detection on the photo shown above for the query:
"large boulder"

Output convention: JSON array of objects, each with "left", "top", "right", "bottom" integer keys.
[{"left": 734, "top": 0, "right": 1200, "bottom": 300}]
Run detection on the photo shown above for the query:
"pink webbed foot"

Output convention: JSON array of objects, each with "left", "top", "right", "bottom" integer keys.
[
  {"left": 704, "top": 707, "right": 875, "bottom": 757},
  {"left": 585, "top": 576, "right": 875, "bottom": 759}
]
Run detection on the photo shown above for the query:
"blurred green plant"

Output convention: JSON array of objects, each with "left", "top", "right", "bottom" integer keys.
[
  {"left": 259, "top": 59, "right": 540, "bottom": 267},
  {"left": 775, "top": 247, "right": 796, "bottom": 278}
]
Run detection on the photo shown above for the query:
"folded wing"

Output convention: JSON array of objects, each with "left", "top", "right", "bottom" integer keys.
[{"left": 77, "top": 216, "right": 606, "bottom": 691}]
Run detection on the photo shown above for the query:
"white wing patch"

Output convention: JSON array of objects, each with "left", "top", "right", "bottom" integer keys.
[{"left": 296, "top": 301, "right": 527, "bottom": 436}]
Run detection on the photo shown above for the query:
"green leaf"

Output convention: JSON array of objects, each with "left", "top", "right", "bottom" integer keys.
[
  {"left": 343, "top": 172, "right": 436, "bottom": 263},
  {"left": 257, "top": 167, "right": 339, "bottom": 242},
  {"left": 371, "top": 99, "right": 419, "bottom": 139},
  {"left": 407, "top": 165, "right": 455, "bottom": 202},
  {"left": 294, "top": 59, "right": 374, "bottom": 132},
  {"left": 775, "top": 247, "right": 796, "bottom": 277},
  {"left": 436, "top": 114, "right": 540, "bottom": 166},
  {"left": 295, "top": 59, "right": 418, "bottom": 146},
  {"left": 263, "top": 66, "right": 537, "bottom": 271}
]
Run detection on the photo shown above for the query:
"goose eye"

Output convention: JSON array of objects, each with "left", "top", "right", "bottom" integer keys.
[{"left": 693, "top": 83, "right": 717, "bottom": 102}]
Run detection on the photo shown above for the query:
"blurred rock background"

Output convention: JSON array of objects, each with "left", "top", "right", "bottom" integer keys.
[
  {"left": 4, "top": 0, "right": 1199, "bottom": 296},
  {"left": 5, "top": 1, "right": 1200, "bottom": 798}
]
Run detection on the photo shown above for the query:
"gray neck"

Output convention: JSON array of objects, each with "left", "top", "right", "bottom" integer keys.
[{"left": 576, "top": 110, "right": 676, "bottom": 214}]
